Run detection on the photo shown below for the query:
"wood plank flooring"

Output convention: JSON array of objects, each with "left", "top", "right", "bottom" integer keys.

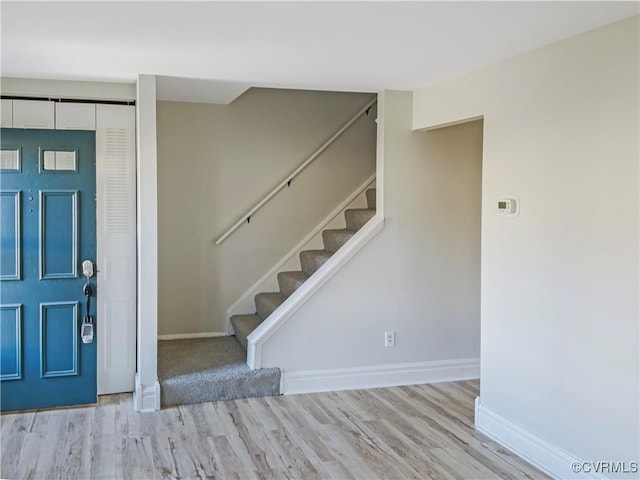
[{"left": 1, "top": 380, "right": 549, "bottom": 479}]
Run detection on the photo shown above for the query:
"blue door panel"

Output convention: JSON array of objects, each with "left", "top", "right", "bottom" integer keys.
[
  {"left": 40, "top": 190, "right": 78, "bottom": 279},
  {"left": 0, "top": 191, "right": 21, "bottom": 280},
  {"left": 40, "top": 302, "right": 79, "bottom": 377},
  {"left": 0, "top": 128, "right": 96, "bottom": 411},
  {"left": 0, "top": 305, "right": 22, "bottom": 380}
]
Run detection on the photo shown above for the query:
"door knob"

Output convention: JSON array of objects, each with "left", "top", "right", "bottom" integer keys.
[{"left": 82, "top": 260, "right": 94, "bottom": 279}]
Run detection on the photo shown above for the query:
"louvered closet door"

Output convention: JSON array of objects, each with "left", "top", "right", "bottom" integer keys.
[{"left": 96, "top": 105, "right": 136, "bottom": 394}]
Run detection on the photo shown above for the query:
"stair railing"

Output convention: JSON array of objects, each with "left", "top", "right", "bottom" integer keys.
[{"left": 215, "top": 96, "right": 377, "bottom": 245}]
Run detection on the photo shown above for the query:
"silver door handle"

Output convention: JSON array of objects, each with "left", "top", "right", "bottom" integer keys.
[{"left": 82, "top": 260, "right": 94, "bottom": 279}]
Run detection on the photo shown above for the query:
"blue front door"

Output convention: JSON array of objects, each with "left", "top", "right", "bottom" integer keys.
[{"left": 1, "top": 128, "right": 97, "bottom": 411}]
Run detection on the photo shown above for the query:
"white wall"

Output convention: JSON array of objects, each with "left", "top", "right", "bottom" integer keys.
[
  {"left": 259, "top": 90, "right": 482, "bottom": 386},
  {"left": 414, "top": 17, "right": 639, "bottom": 477},
  {"left": 156, "top": 88, "right": 376, "bottom": 335}
]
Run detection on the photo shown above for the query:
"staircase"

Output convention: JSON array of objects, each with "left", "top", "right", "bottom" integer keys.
[
  {"left": 230, "top": 188, "right": 377, "bottom": 351},
  {"left": 157, "top": 188, "right": 377, "bottom": 407},
  {"left": 157, "top": 99, "right": 378, "bottom": 407}
]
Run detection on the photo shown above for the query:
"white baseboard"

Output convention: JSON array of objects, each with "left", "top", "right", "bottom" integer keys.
[
  {"left": 133, "top": 373, "right": 160, "bottom": 412},
  {"left": 475, "top": 400, "right": 609, "bottom": 480},
  {"left": 282, "top": 357, "right": 479, "bottom": 395},
  {"left": 157, "top": 332, "right": 226, "bottom": 341}
]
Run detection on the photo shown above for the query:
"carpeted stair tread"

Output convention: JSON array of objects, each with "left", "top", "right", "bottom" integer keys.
[
  {"left": 322, "top": 229, "right": 356, "bottom": 252},
  {"left": 366, "top": 188, "right": 376, "bottom": 209},
  {"left": 255, "top": 292, "right": 287, "bottom": 319},
  {"left": 158, "top": 337, "right": 280, "bottom": 406},
  {"left": 230, "top": 314, "right": 262, "bottom": 350},
  {"left": 278, "top": 270, "right": 310, "bottom": 297},
  {"left": 345, "top": 208, "right": 376, "bottom": 231},
  {"left": 300, "top": 249, "right": 333, "bottom": 275}
]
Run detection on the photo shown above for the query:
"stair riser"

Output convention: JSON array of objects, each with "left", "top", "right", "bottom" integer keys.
[
  {"left": 278, "top": 273, "right": 308, "bottom": 297},
  {"left": 345, "top": 209, "right": 375, "bottom": 231},
  {"left": 322, "top": 230, "right": 355, "bottom": 252},
  {"left": 255, "top": 293, "right": 286, "bottom": 320},
  {"left": 256, "top": 300, "right": 276, "bottom": 320},
  {"left": 236, "top": 332, "right": 248, "bottom": 349},
  {"left": 366, "top": 189, "right": 376, "bottom": 209},
  {"left": 300, "top": 251, "right": 332, "bottom": 275},
  {"left": 234, "top": 329, "right": 249, "bottom": 350},
  {"left": 230, "top": 314, "right": 262, "bottom": 350}
]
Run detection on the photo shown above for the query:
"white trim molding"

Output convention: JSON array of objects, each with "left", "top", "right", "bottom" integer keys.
[
  {"left": 282, "top": 357, "right": 479, "bottom": 395},
  {"left": 157, "top": 332, "right": 226, "bottom": 341},
  {"left": 135, "top": 74, "right": 159, "bottom": 412},
  {"left": 475, "top": 400, "right": 608, "bottom": 480},
  {"left": 133, "top": 373, "right": 160, "bottom": 412},
  {"left": 247, "top": 214, "right": 384, "bottom": 369},
  {"left": 374, "top": 90, "right": 384, "bottom": 219},
  {"left": 1, "top": 77, "right": 136, "bottom": 102}
]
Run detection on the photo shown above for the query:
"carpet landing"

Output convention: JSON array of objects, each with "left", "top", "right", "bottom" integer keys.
[{"left": 157, "top": 337, "right": 281, "bottom": 407}]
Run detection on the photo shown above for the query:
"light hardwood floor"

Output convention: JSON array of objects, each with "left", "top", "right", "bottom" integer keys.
[{"left": 1, "top": 380, "right": 549, "bottom": 479}]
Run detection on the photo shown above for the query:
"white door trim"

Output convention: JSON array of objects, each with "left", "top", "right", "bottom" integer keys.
[{"left": 133, "top": 74, "right": 160, "bottom": 411}]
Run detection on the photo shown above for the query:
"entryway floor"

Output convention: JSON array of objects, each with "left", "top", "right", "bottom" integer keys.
[{"left": 0, "top": 380, "right": 551, "bottom": 479}]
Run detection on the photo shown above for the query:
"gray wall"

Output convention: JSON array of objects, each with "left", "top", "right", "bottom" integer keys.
[
  {"left": 260, "top": 91, "right": 482, "bottom": 372},
  {"left": 156, "top": 88, "right": 376, "bottom": 335}
]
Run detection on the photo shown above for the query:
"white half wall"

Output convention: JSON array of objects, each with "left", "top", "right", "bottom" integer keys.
[
  {"left": 156, "top": 88, "right": 376, "bottom": 336},
  {"left": 414, "top": 17, "right": 639, "bottom": 478},
  {"left": 258, "top": 90, "right": 483, "bottom": 391}
]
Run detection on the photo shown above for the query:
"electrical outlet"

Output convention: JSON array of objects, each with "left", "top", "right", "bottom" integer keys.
[{"left": 384, "top": 331, "right": 395, "bottom": 347}]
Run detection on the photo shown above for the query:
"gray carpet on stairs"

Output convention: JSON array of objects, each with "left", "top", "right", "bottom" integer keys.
[{"left": 158, "top": 337, "right": 281, "bottom": 407}]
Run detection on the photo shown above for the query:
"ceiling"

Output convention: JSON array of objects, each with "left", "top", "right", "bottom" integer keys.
[{"left": 1, "top": 1, "right": 638, "bottom": 103}]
